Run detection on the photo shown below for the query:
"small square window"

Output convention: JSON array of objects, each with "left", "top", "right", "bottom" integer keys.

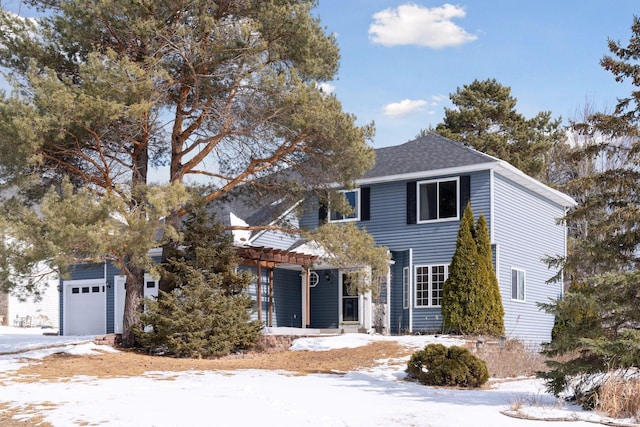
[
  {"left": 82, "top": 287, "right": 90, "bottom": 294},
  {"left": 92, "top": 286, "right": 100, "bottom": 293},
  {"left": 72, "top": 287, "right": 79, "bottom": 294},
  {"left": 146, "top": 281, "right": 156, "bottom": 288}
]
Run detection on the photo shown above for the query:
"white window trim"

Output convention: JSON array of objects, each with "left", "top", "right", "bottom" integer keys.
[
  {"left": 402, "top": 266, "right": 409, "bottom": 309},
  {"left": 414, "top": 264, "right": 448, "bottom": 308},
  {"left": 328, "top": 188, "right": 360, "bottom": 223},
  {"left": 416, "top": 177, "right": 460, "bottom": 224},
  {"left": 511, "top": 268, "right": 526, "bottom": 302}
]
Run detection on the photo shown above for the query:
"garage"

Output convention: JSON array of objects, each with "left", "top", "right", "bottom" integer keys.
[{"left": 63, "top": 279, "right": 106, "bottom": 335}]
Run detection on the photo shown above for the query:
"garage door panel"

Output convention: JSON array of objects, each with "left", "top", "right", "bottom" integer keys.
[{"left": 64, "top": 281, "right": 106, "bottom": 336}]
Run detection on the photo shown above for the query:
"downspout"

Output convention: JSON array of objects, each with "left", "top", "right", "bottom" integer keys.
[{"left": 409, "top": 248, "right": 413, "bottom": 333}]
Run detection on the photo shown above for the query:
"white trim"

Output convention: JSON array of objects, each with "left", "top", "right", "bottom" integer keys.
[
  {"left": 356, "top": 162, "right": 498, "bottom": 186},
  {"left": 510, "top": 267, "right": 526, "bottom": 302},
  {"left": 328, "top": 188, "right": 360, "bottom": 223},
  {"left": 489, "top": 169, "right": 495, "bottom": 243},
  {"left": 416, "top": 177, "right": 460, "bottom": 223},
  {"left": 408, "top": 248, "right": 413, "bottom": 333},
  {"left": 385, "top": 265, "right": 391, "bottom": 334}
]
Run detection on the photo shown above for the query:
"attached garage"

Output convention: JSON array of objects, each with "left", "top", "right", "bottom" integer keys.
[{"left": 63, "top": 279, "right": 106, "bottom": 335}]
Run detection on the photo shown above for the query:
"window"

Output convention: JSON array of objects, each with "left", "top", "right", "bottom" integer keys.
[
  {"left": 511, "top": 268, "right": 525, "bottom": 301},
  {"left": 402, "top": 267, "right": 409, "bottom": 309},
  {"left": 341, "top": 273, "right": 359, "bottom": 322},
  {"left": 415, "top": 264, "right": 448, "bottom": 307},
  {"left": 329, "top": 189, "right": 360, "bottom": 222},
  {"left": 417, "top": 178, "right": 458, "bottom": 222},
  {"left": 309, "top": 271, "right": 319, "bottom": 288}
]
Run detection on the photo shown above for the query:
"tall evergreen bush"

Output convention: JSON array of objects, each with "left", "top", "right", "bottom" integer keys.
[{"left": 442, "top": 204, "right": 504, "bottom": 335}]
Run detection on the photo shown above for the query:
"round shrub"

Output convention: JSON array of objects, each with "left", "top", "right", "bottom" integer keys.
[{"left": 406, "top": 344, "right": 489, "bottom": 388}]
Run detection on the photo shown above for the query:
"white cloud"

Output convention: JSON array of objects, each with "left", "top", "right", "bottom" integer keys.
[
  {"left": 369, "top": 3, "right": 477, "bottom": 48},
  {"left": 384, "top": 99, "right": 428, "bottom": 117},
  {"left": 317, "top": 82, "right": 335, "bottom": 94}
]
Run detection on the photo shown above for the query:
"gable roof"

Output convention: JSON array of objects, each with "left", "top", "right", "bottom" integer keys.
[
  {"left": 363, "top": 133, "right": 493, "bottom": 179},
  {"left": 358, "top": 133, "right": 576, "bottom": 208}
]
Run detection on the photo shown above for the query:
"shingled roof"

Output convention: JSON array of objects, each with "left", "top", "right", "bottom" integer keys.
[{"left": 363, "top": 133, "right": 494, "bottom": 180}]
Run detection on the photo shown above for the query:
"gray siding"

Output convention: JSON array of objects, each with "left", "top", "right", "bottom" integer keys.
[{"left": 493, "top": 172, "right": 565, "bottom": 345}]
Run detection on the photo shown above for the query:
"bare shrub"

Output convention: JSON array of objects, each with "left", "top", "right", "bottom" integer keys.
[
  {"left": 470, "top": 339, "right": 547, "bottom": 378},
  {"left": 595, "top": 376, "right": 640, "bottom": 419}
]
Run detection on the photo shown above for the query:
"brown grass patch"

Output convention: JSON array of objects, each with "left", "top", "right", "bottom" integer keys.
[
  {"left": 470, "top": 339, "right": 548, "bottom": 378},
  {"left": 596, "top": 376, "right": 640, "bottom": 419},
  {"left": 12, "top": 340, "right": 410, "bottom": 382},
  {"left": 0, "top": 402, "right": 54, "bottom": 427}
]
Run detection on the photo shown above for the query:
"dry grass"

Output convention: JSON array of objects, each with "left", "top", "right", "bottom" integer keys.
[
  {"left": 596, "top": 376, "right": 640, "bottom": 420},
  {"left": 11, "top": 340, "right": 410, "bottom": 382},
  {"left": 0, "top": 403, "right": 53, "bottom": 427},
  {"left": 470, "top": 339, "right": 548, "bottom": 378}
]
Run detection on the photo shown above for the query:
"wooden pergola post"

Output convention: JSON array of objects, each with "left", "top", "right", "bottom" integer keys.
[
  {"left": 268, "top": 268, "right": 274, "bottom": 327},
  {"left": 256, "top": 263, "right": 262, "bottom": 323},
  {"left": 305, "top": 265, "right": 311, "bottom": 327}
]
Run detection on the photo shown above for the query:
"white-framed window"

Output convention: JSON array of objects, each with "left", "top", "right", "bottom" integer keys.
[
  {"left": 415, "top": 264, "right": 448, "bottom": 307},
  {"left": 329, "top": 189, "right": 360, "bottom": 222},
  {"left": 309, "top": 271, "right": 319, "bottom": 288},
  {"left": 402, "top": 266, "right": 409, "bottom": 309},
  {"left": 417, "top": 177, "right": 459, "bottom": 223},
  {"left": 511, "top": 268, "right": 525, "bottom": 301}
]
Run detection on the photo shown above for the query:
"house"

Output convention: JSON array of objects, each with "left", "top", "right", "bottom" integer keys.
[
  {"left": 1, "top": 267, "right": 59, "bottom": 330},
  {"left": 58, "top": 133, "right": 576, "bottom": 346}
]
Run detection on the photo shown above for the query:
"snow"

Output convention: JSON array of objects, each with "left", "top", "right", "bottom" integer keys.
[{"left": 0, "top": 327, "right": 634, "bottom": 426}]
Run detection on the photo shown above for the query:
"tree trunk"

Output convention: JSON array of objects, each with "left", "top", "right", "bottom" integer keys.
[{"left": 121, "top": 265, "right": 145, "bottom": 348}]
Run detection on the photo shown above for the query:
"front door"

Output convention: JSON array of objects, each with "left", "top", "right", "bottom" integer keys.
[{"left": 341, "top": 273, "right": 359, "bottom": 323}]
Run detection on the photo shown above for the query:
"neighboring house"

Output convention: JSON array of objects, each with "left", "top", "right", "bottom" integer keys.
[
  {"left": 58, "top": 133, "right": 576, "bottom": 346},
  {"left": 1, "top": 275, "right": 59, "bottom": 329}
]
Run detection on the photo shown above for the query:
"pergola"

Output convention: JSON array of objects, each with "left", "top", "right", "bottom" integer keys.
[{"left": 236, "top": 246, "right": 318, "bottom": 327}]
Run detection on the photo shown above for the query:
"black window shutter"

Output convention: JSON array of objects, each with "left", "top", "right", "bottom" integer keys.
[
  {"left": 361, "top": 187, "right": 370, "bottom": 221},
  {"left": 406, "top": 181, "right": 417, "bottom": 224},
  {"left": 460, "top": 175, "right": 471, "bottom": 213}
]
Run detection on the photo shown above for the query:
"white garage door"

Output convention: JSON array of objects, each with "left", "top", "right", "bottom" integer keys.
[
  {"left": 63, "top": 280, "right": 106, "bottom": 336},
  {"left": 114, "top": 275, "right": 159, "bottom": 334}
]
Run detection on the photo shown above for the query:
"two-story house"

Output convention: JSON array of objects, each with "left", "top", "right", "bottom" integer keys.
[{"left": 58, "top": 133, "right": 575, "bottom": 346}]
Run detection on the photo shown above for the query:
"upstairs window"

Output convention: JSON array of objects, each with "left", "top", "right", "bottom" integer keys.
[
  {"left": 418, "top": 178, "right": 459, "bottom": 222},
  {"left": 329, "top": 189, "right": 360, "bottom": 222}
]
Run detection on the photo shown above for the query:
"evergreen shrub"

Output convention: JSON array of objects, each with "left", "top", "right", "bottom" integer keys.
[{"left": 406, "top": 343, "right": 489, "bottom": 388}]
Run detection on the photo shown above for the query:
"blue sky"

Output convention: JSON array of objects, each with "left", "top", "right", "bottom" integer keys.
[
  {"left": 313, "top": 1, "right": 640, "bottom": 149},
  {"left": 3, "top": 1, "right": 638, "bottom": 151}
]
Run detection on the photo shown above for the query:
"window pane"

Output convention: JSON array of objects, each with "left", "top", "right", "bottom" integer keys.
[
  {"left": 431, "top": 265, "right": 445, "bottom": 306},
  {"left": 419, "top": 183, "right": 437, "bottom": 221},
  {"left": 439, "top": 180, "right": 457, "bottom": 218},
  {"left": 415, "top": 266, "right": 428, "bottom": 306},
  {"left": 518, "top": 271, "right": 525, "bottom": 300},
  {"left": 511, "top": 270, "right": 518, "bottom": 299}
]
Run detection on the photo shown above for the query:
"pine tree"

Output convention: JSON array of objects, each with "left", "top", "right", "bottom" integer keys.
[
  {"left": 475, "top": 215, "right": 505, "bottom": 336},
  {"left": 442, "top": 203, "right": 479, "bottom": 334},
  {"left": 435, "top": 78, "right": 562, "bottom": 181},
  {"left": 442, "top": 204, "right": 505, "bottom": 336},
  {"left": 137, "top": 204, "right": 262, "bottom": 358}
]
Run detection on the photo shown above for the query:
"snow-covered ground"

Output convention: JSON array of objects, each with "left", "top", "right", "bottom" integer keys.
[{"left": 0, "top": 326, "right": 634, "bottom": 427}]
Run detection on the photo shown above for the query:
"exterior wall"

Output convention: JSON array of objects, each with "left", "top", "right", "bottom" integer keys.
[
  {"left": 6, "top": 278, "right": 59, "bottom": 328},
  {"left": 493, "top": 172, "right": 565, "bottom": 345},
  {"left": 272, "top": 269, "right": 302, "bottom": 328},
  {"left": 389, "top": 250, "right": 409, "bottom": 334},
  {"left": 301, "top": 171, "right": 492, "bottom": 333},
  {"left": 251, "top": 213, "right": 300, "bottom": 250},
  {"left": 309, "top": 269, "right": 338, "bottom": 328}
]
